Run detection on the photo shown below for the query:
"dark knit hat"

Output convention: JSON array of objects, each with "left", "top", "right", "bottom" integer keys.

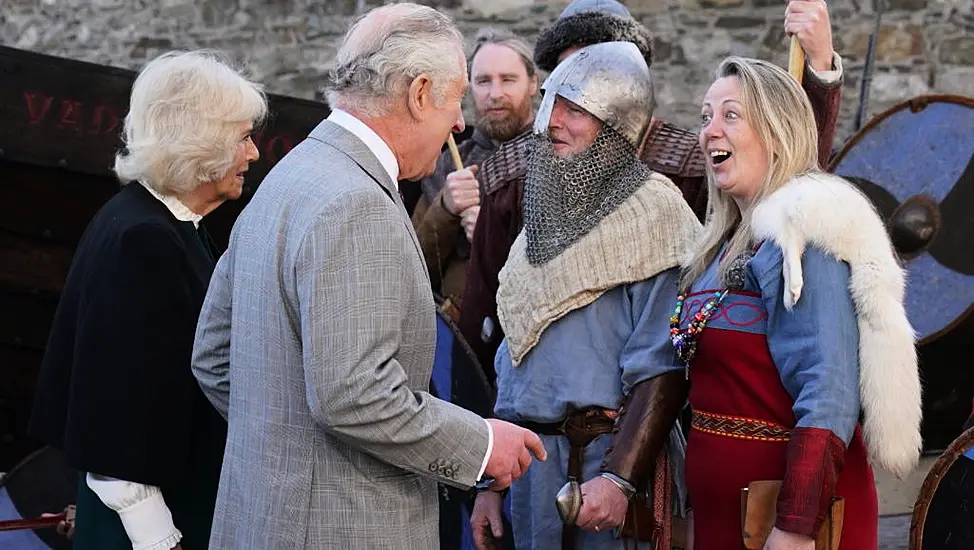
[{"left": 533, "top": 0, "right": 653, "bottom": 73}]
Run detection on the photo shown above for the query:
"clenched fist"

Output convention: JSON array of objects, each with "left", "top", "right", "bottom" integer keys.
[
  {"left": 785, "top": 0, "right": 834, "bottom": 73},
  {"left": 442, "top": 166, "right": 480, "bottom": 216},
  {"left": 575, "top": 476, "right": 629, "bottom": 533}
]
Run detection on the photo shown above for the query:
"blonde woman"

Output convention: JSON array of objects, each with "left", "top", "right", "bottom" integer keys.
[
  {"left": 671, "top": 57, "right": 921, "bottom": 549},
  {"left": 29, "top": 50, "right": 266, "bottom": 550}
]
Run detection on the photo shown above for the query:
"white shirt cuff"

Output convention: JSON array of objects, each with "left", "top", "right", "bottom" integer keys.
[
  {"left": 86, "top": 474, "right": 183, "bottom": 550},
  {"left": 476, "top": 419, "right": 493, "bottom": 481},
  {"left": 808, "top": 52, "right": 843, "bottom": 85}
]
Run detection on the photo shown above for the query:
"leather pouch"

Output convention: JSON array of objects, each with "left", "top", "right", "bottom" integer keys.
[{"left": 740, "top": 480, "right": 844, "bottom": 550}]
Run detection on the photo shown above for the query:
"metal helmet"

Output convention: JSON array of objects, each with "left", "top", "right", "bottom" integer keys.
[{"left": 533, "top": 41, "right": 655, "bottom": 149}]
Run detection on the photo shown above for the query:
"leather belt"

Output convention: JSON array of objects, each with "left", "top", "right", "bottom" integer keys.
[
  {"left": 691, "top": 410, "right": 791, "bottom": 442},
  {"left": 516, "top": 408, "right": 617, "bottom": 549}
]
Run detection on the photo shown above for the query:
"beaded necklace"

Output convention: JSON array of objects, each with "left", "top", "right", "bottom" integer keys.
[{"left": 669, "top": 289, "right": 729, "bottom": 373}]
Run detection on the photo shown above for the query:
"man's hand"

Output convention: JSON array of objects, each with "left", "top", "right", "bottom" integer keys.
[
  {"left": 471, "top": 491, "right": 504, "bottom": 550},
  {"left": 442, "top": 166, "right": 480, "bottom": 216},
  {"left": 575, "top": 476, "right": 629, "bottom": 533},
  {"left": 764, "top": 527, "right": 815, "bottom": 550},
  {"left": 785, "top": 0, "right": 834, "bottom": 72},
  {"left": 483, "top": 418, "right": 547, "bottom": 489},
  {"left": 461, "top": 206, "right": 480, "bottom": 242}
]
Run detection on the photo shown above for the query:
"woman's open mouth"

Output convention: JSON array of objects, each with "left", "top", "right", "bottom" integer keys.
[{"left": 709, "top": 149, "right": 731, "bottom": 165}]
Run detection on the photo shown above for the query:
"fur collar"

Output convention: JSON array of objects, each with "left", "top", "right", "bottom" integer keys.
[
  {"left": 751, "top": 172, "right": 922, "bottom": 479},
  {"left": 533, "top": 11, "right": 653, "bottom": 73}
]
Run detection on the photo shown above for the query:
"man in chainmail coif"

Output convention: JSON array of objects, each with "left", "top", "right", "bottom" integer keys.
[{"left": 469, "top": 41, "right": 701, "bottom": 550}]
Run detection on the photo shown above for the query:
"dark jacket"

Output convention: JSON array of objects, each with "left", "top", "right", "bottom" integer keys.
[
  {"left": 410, "top": 127, "right": 499, "bottom": 307},
  {"left": 28, "top": 182, "right": 226, "bottom": 549}
]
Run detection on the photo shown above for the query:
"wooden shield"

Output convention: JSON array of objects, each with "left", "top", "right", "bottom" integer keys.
[
  {"left": 910, "top": 427, "right": 974, "bottom": 549},
  {"left": 829, "top": 95, "right": 974, "bottom": 345}
]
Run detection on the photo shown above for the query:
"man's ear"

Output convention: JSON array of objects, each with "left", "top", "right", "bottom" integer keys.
[
  {"left": 529, "top": 73, "right": 540, "bottom": 97},
  {"left": 406, "top": 74, "right": 434, "bottom": 121}
]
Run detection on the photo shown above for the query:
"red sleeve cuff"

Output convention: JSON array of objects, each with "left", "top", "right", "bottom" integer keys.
[{"left": 775, "top": 426, "right": 846, "bottom": 536}]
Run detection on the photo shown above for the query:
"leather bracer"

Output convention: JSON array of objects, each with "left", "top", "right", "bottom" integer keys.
[{"left": 600, "top": 370, "right": 690, "bottom": 491}]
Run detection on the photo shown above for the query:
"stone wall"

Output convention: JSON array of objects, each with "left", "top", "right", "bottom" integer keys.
[{"left": 3, "top": 0, "right": 972, "bottom": 152}]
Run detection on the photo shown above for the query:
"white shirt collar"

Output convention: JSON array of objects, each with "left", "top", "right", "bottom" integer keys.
[
  {"left": 327, "top": 109, "right": 400, "bottom": 189},
  {"left": 139, "top": 181, "right": 203, "bottom": 228}
]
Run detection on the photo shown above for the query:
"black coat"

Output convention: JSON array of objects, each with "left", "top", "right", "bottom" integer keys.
[{"left": 28, "top": 182, "right": 226, "bottom": 549}]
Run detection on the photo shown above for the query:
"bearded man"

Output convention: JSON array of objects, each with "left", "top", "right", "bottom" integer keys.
[
  {"left": 470, "top": 41, "right": 699, "bottom": 550},
  {"left": 458, "top": 0, "right": 844, "bottom": 376},
  {"left": 410, "top": 27, "right": 538, "bottom": 317}
]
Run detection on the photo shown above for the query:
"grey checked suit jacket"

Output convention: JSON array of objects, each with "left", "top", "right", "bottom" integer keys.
[{"left": 192, "top": 120, "right": 491, "bottom": 549}]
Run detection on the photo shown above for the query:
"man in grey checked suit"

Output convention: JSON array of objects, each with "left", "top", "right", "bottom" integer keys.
[{"left": 191, "top": 4, "right": 546, "bottom": 548}]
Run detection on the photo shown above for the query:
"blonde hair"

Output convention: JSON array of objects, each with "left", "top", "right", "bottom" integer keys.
[
  {"left": 680, "top": 57, "right": 820, "bottom": 289},
  {"left": 326, "top": 3, "right": 465, "bottom": 118},
  {"left": 114, "top": 50, "right": 267, "bottom": 195}
]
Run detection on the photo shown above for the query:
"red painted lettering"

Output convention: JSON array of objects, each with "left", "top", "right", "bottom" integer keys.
[
  {"left": 24, "top": 93, "right": 55, "bottom": 125},
  {"left": 89, "top": 104, "right": 119, "bottom": 135},
  {"left": 264, "top": 135, "right": 296, "bottom": 164},
  {"left": 57, "top": 100, "right": 84, "bottom": 134}
]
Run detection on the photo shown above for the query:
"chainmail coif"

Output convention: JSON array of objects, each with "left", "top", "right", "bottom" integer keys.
[{"left": 523, "top": 127, "right": 652, "bottom": 264}]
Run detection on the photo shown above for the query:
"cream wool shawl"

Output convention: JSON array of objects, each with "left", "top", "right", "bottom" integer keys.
[
  {"left": 751, "top": 172, "right": 923, "bottom": 479},
  {"left": 496, "top": 172, "right": 701, "bottom": 366}
]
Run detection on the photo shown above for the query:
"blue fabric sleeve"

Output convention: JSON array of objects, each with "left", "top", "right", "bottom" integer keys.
[
  {"left": 619, "top": 266, "right": 684, "bottom": 393},
  {"left": 756, "top": 245, "right": 861, "bottom": 445}
]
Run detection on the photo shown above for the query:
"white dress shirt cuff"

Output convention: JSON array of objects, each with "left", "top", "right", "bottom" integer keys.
[
  {"left": 86, "top": 474, "right": 183, "bottom": 550},
  {"left": 477, "top": 419, "right": 494, "bottom": 481},
  {"left": 807, "top": 52, "right": 843, "bottom": 85}
]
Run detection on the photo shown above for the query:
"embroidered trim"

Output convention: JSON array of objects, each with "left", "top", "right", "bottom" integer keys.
[{"left": 691, "top": 410, "right": 791, "bottom": 442}]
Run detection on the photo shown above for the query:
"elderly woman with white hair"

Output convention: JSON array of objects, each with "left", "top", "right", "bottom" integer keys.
[
  {"left": 28, "top": 50, "right": 267, "bottom": 550},
  {"left": 671, "top": 56, "right": 921, "bottom": 549}
]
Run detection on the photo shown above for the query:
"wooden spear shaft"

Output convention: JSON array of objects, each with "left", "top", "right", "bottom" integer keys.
[
  {"left": 447, "top": 133, "right": 464, "bottom": 171},
  {"left": 788, "top": 35, "right": 805, "bottom": 84}
]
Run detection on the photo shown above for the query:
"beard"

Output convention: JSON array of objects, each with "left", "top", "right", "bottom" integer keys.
[{"left": 475, "top": 98, "right": 532, "bottom": 142}]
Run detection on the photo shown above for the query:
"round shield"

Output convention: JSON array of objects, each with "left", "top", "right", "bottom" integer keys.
[
  {"left": 829, "top": 95, "right": 974, "bottom": 345},
  {"left": 430, "top": 303, "right": 514, "bottom": 550},
  {"left": 910, "top": 427, "right": 974, "bottom": 549},
  {"left": 0, "top": 446, "right": 76, "bottom": 550}
]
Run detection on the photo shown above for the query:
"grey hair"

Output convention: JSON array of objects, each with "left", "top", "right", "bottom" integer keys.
[
  {"left": 468, "top": 27, "right": 537, "bottom": 78},
  {"left": 325, "top": 3, "right": 465, "bottom": 118},
  {"left": 114, "top": 50, "right": 267, "bottom": 195}
]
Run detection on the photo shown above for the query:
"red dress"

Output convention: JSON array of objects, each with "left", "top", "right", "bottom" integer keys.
[{"left": 680, "top": 247, "right": 878, "bottom": 549}]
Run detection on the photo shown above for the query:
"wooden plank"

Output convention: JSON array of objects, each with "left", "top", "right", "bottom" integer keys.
[
  {"left": 0, "top": 287, "right": 59, "bottom": 351},
  {"left": 0, "top": 345, "right": 45, "bottom": 471},
  {"left": 0, "top": 230, "right": 74, "bottom": 295},
  {"left": 0, "top": 161, "right": 117, "bottom": 246}
]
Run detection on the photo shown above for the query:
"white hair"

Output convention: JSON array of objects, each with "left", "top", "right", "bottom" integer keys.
[
  {"left": 114, "top": 50, "right": 268, "bottom": 195},
  {"left": 325, "top": 3, "right": 465, "bottom": 118}
]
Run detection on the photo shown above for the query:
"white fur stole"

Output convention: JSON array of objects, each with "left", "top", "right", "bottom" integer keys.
[{"left": 751, "top": 172, "right": 922, "bottom": 479}]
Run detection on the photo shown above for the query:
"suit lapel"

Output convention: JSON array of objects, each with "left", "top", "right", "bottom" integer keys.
[{"left": 307, "top": 120, "right": 425, "bottom": 262}]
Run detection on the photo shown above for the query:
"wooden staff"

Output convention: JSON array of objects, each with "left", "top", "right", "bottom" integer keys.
[
  {"left": 788, "top": 35, "right": 805, "bottom": 84},
  {"left": 446, "top": 133, "right": 463, "bottom": 171},
  {"left": 0, "top": 512, "right": 66, "bottom": 532}
]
